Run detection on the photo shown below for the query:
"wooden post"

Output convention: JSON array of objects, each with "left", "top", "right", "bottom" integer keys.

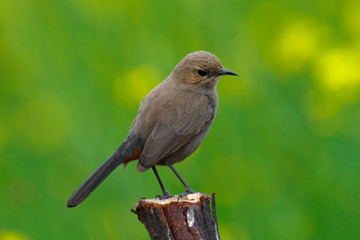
[{"left": 131, "top": 193, "right": 220, "bottom": 240}]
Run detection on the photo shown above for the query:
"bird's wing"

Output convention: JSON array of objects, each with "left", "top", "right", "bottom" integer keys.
[{"left": 138, "top": 96, "right": 214, "bottom": 170}]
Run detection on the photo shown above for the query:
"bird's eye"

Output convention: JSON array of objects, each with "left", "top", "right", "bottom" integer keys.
[{"left": 197, "top": 70, "right": 207, "bottom": 76}]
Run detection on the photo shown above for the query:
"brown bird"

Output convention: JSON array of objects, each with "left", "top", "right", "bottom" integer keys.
[{"left": 67, "top": 51, "right": 238, "bottom": 207}]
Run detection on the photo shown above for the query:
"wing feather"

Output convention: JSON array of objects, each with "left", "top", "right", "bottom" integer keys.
[{"left": 138, "top": 95, "right": 214, "bottom": 170}]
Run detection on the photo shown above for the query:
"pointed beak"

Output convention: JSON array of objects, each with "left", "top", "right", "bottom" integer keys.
[{"left": 220, "top": 67, "right": 238, "bottom": 76}]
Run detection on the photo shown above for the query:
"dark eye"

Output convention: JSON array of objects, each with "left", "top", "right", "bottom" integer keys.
[{"left": 197, "top": 69, "right": 207, "bottom": 76}]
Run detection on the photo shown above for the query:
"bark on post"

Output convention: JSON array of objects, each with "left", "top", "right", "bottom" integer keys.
[{"left": 131, "top": 193, "right": 220, "bottom": 240}]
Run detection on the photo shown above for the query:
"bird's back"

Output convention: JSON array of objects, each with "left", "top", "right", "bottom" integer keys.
[{"left": 130, "top": 77, "right": 219, "bottom": 171}]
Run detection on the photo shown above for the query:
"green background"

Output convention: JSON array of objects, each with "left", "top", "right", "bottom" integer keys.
[{"left": 1, "top": 0, "right": 360, "bottom": 239}]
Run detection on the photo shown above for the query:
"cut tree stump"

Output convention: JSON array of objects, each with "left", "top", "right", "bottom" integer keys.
[{"left": 131, "top": 193, "right": 220, "bottom": 240}]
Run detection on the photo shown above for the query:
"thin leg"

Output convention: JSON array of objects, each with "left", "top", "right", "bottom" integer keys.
[
  {"left": 168, "top": 163, "right": 194, "bottom": 194},
  {"left": 152, "top": 166, "right": 172, "bottom": 198}
]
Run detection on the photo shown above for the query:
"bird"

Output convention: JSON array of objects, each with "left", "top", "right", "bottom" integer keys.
[{"left": 67, "top": 51, "right": 238, "bottom": 207}]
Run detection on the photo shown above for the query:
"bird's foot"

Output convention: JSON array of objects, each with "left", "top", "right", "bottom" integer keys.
[
  {"left": 177, "top": 188, "right": 198, "bottom": 200},
  {"left": 155, "top": 191, "right": 174, "bottom": 200}
]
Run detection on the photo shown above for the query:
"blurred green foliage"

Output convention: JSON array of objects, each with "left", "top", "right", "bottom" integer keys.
[{"left": 1, "top": 0, "right": 360, "bottom": 239}]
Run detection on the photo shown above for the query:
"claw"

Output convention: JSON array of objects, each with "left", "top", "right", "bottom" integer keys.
[
  {"left": 155, "top": 193, "right": 174, "bottom": 200},
  {"left": 177, "top": 189, "right": 198, "bottom": 201}
]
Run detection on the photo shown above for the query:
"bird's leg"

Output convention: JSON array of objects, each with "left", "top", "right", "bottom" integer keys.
[
  {"left": 168, "top": 163, "right": 196, "bottom": 196},
  {"left": 152, "top": 166, "right": 173, "bottom": 199}
]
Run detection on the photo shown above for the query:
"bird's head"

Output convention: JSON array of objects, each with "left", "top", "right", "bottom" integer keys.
[{"left": 171, "top": 51, "right": 238, "bottom": 89}]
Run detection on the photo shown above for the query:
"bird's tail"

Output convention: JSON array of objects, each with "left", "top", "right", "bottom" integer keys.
[{"left": 67, "top": 135, "right": 143, "bottom": 208}]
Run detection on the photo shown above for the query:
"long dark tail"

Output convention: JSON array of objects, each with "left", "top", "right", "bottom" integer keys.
[{"left": 67, "top": 135, "right": 143, "bottom": 208}]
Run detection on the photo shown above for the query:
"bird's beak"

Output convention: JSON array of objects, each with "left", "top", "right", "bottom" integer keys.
[{"left": 220, "top": 67, "right": 238, "bottom": 76}]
